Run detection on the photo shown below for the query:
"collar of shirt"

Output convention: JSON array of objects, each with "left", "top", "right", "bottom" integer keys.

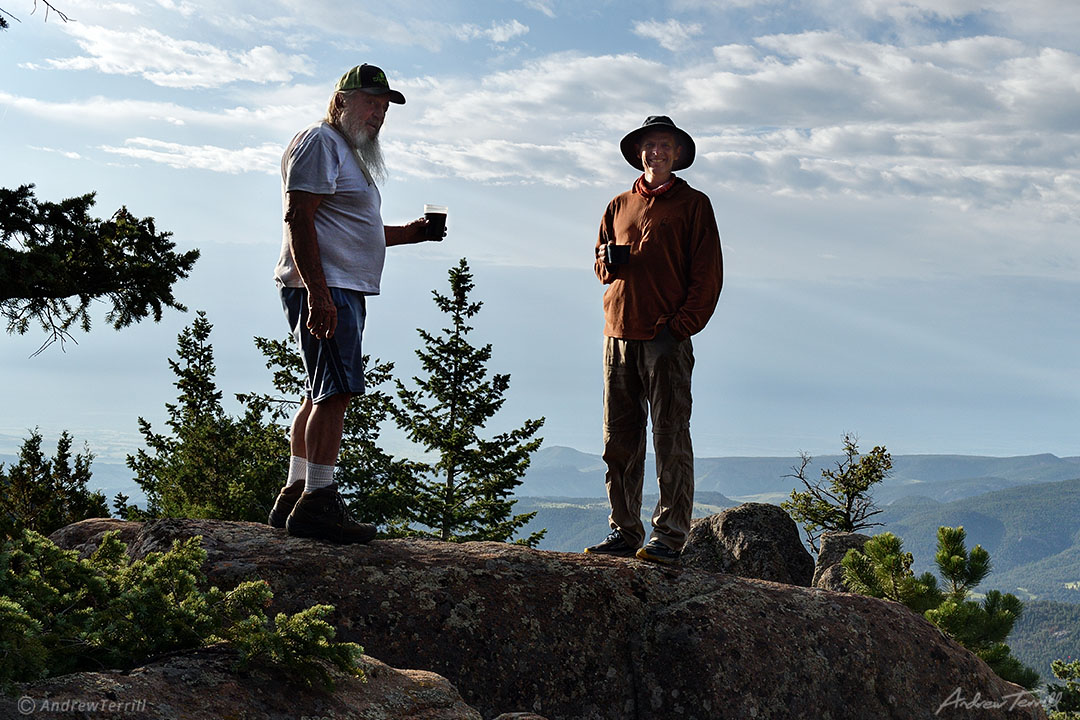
[{"left": 634, "top": 174, "right": 677, "bottom": 197}]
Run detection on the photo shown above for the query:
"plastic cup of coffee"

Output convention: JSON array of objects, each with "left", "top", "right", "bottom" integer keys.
[{"left": 424, "top": 204, "right": 447, "bottom": 240}]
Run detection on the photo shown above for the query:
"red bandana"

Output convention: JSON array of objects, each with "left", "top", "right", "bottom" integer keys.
[{"left": 635, "top": 174, "right": 676, "bottom": 197}]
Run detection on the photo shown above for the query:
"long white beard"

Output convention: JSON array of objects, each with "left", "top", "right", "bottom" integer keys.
[
  {"left": 337, "top": 111, "right": 387, "bottom": 184},
  {"left": 354, "top": 134, "right": 386, "bottom": 184}
]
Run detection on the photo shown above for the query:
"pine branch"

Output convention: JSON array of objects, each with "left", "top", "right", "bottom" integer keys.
[{"left": 33, "top": 0, "right": 71, "bottom": 22}]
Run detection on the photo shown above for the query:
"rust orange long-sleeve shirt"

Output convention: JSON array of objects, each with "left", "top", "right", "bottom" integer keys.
[{"left": 594, "top": 177, "right": 723, "bottom": 341}]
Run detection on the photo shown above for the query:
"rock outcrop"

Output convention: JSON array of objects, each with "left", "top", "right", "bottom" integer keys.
[
  {"left": 814, "top": 530, "right": 873, "bottom": 591},
  {"left": 681, "top": 501, "right": 815, "bottom": 585},
  {"left": 47, "top": 518, "right": 1049, "bottom": 720},
  {"left": 10, "top": 647, "right": 483, "bottom": 720}
]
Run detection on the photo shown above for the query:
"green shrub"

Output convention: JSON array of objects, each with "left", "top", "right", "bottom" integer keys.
[
  {"left": 0, "top": 529, "right": 362, "bottom": 693},
  {"left": 1048, "top": 658, "right": 1080, "bottom": 719},
  {"left": 781, "top": 434, "right": 889, "bottom": 554}
]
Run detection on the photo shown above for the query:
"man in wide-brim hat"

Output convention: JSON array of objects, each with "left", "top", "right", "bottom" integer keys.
[{"left": 585, "top": 116, "right": 724, "bottom": 566}]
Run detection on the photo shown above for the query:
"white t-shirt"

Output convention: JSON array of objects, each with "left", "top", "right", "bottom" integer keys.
[{"left": 274, "top": 121, "right": 386, "bottom": 294}]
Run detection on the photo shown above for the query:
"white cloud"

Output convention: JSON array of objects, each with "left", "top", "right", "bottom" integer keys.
[
  {"left": 29, "top": 146, "right": 83, "bottom": 160},
  {"left": 385, "top": 32, "right": 1080, "bottom": 221},
  {"left": 668, "top": 33, "right": 1080, "bottom": 215},
  {"left": 454, "top": 19, "right": 530, "bottom": 44},
  {"left": 676, "top": 0, "right": 1080, "bottom": 45},
  {"left": 95, "top": 2, "right": 140, "bottom": 14},
  {"left": 683, "top": 32, "right": 1012, "bottom": 126},
  {"left": 672, "top": 0, "right": 779, "bottom": 8},
  {"left": 406, "top": 52, "right": 673, "bottom": 143},
  {"left": 907, "top": 35, "right": 1026, "bottom": 69},
  {"left": 99, "top": 138, "right": 282, "bottom": 173},
  {"left": 519, "top": 0, "right": 556, "bottom": 18},
  {"left": 154, "top": 0, "right": 196, "bottom": 16},
  {"left": 37, "top": 24, "right": 313, "bottom": 88},
  {"left": 827, "top": 0, "right": 1079, "bottom": 25},
  {"left": 0, "top": 91, "right": 315, "bottom": 136},
  {"left": 698, "top": 126, "right": 1074, "bottom": 210},
  {"left": 273, "top": 3, "right": 452, "bottom": 49},
  {"left": 632, "top": 18, "right": 704, "bottom": 52},
  {"left": 387, "top": 137, "right": 618, "bottom": 188},
  {"left": 8, "top": 16, "right": 1080, "bottom": 222},
  {"left": 696, "top": 32, "right": 1080, "bottom": 134}
]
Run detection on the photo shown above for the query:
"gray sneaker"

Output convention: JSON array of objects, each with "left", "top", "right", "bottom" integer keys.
[
  {"left": 285, "top": 484, "right": 377, "bottom": 544},
  {"left": 267, "top": 483, "right": 304, "bottom": 528}
]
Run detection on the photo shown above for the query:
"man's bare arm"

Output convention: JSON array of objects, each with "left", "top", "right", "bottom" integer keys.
[
  {"left": 385, "top": 217, "right": 443, "bottom": 246},
  {"left": 284, "top": 190, "right": 337, "bottom": 339}
]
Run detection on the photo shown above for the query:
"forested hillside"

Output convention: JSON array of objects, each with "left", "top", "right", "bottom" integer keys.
[
  {"left": 1009, "top": 600, "right": 1080, "bottom": 679},
  {"left": 878, "top": 478, "right": 1080, "bottom": 603}
]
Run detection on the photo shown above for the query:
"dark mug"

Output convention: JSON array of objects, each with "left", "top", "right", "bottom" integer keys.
[
  {"left": 605, "top": 243, "right": 631, "bottom": 265},
  {"left": 424, "top": 204, "right": 447, "bottom": 240}
]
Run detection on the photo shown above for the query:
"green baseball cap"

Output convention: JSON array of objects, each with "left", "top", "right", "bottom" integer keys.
[{"left": 335, "top": 63, "right": 406, "bottom": 105}]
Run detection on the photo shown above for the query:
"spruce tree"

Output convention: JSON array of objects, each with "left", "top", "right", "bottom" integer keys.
[
  {"left": 126, "top": 311, "right": 287, "bottom": 521},
  {"left": 0, "top": 430, "right": 108, "bottom": 539},
  {"left": 393, "top": 258, "right": 545, "bottom": 545},
  {"left": 0, "top": 184, "right": 198, "bottom": 354}
]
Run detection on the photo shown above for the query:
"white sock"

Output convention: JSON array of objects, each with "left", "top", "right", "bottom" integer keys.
[
  {"left": 284, "top": 456, "right": 307, "bottom": 489},
  {"left": 305, "top": 462, "right": 335, "bottom": 492}
]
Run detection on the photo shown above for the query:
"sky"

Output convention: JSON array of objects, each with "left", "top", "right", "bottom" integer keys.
[{"left": 1, "top": 0, "right": 1078, "bottom": 467}]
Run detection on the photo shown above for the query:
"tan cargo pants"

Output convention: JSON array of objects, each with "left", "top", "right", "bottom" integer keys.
[{"left": 602, "top": 332, "right": 695, "bottom": 551}]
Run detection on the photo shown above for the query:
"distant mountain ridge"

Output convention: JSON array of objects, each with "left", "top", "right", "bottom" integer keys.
[
  {"left": 7, "top": 446, "right": 1076, "bottom": 510},
  {"left": 520, "top": 445, "right": 1080, "bottom": 503}
]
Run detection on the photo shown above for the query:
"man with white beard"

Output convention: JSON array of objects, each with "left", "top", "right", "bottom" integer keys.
[{"left": 267, "top": 64, "right": 444, "bottom": 543}]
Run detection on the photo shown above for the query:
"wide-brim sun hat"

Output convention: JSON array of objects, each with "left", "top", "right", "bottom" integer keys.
[
  {"left": 620, "top": 115, "right": 695, "bottom": 171},
  {"left": 336, "top": 63, "right": 406, "bottom": 105}
]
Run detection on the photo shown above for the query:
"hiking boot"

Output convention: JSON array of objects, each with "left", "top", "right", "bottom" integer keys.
[
  {"left": 584, "top": 530, "right": 637, "bottom": 557},
  {"left": 285, "top": 483, "right": 377, "bottom": 544},
  {"left": 267, "top": 483, "right": 304, "bottom": 528},
  {"left": 635, "top": 539, "right": 681, "bottom": 566}
]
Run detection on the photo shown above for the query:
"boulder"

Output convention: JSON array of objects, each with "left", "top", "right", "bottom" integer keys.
[
  {"left": 9, "top": 646, "right": 482, "bottom": 720},
  {"left": 49, "top": 518, "right": 1049, "bottom": 720},
  {"left": 814, "top": 530, "right": 873, "bottom": 591},
  {"left": 681, "top": 502, "right": 815, "bottom": 586}
]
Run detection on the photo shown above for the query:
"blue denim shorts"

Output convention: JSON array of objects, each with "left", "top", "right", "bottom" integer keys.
[{"left": 280, "top": 286, "right": 366, "bottom": 403}]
